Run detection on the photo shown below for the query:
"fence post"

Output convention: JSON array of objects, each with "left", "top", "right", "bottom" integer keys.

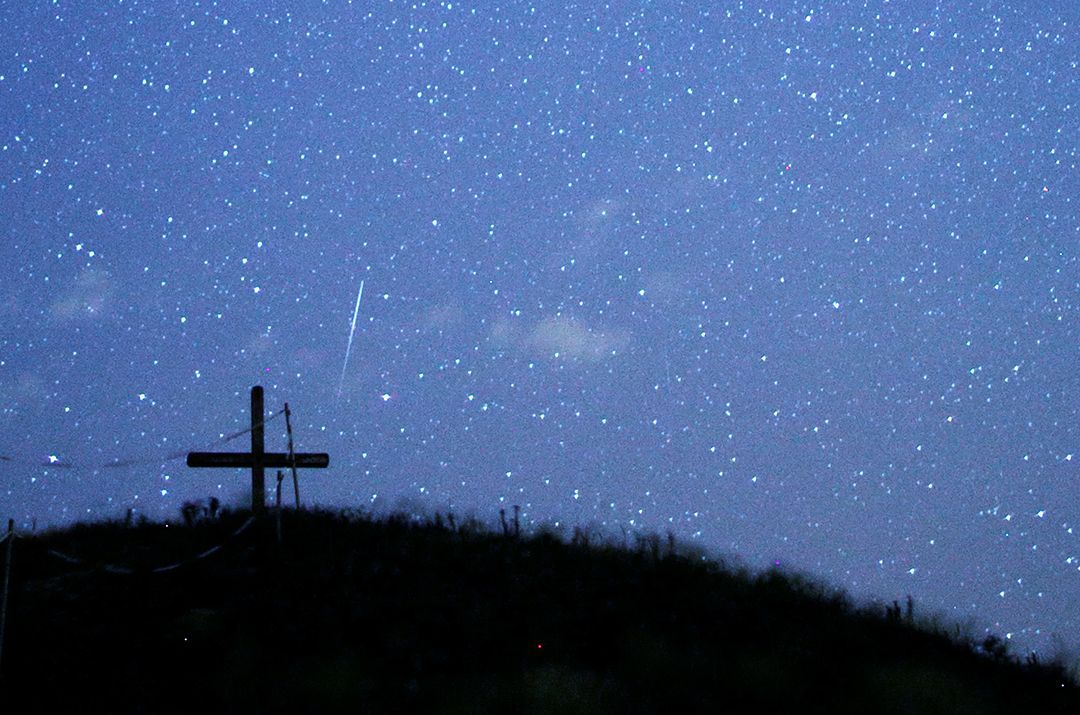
[
  {"left": 284, "top": 403, "right": 301, "bottom": 509},
  {"left": 0, "top": 518, "right": 14, "bottom": 675},
  {"left": 276, "top": 470, "right": 284, "bottom": 545}
]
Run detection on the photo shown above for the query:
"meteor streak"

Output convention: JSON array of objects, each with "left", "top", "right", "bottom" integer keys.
[{"left": 336, "top": 280, "right": 364, "bottom": 398}]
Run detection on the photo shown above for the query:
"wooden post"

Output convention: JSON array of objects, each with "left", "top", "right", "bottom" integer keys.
[
  {"left": 251, "top": 386, "right": 265, "bottom": 514},
  {"left": 275, "top": 470, "right": 284, "bottom": 545},
  {"left": 0, "top": 519, "right": 14, "bottom": 674},
  {"left": 284, "top": 403, "right": 300, "bottom": 509}
]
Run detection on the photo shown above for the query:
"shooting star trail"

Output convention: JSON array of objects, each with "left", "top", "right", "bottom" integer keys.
[{"left": 336, "top": 279, "right": 364, "bottom": 398}]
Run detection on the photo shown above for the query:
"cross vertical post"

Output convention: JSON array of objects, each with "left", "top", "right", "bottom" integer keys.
[
  {"left": 251, "top": 385, "right": 265, "bottom": 514},
  {"left": 187, "top": 385, "right": 329, "bottom": 517}
]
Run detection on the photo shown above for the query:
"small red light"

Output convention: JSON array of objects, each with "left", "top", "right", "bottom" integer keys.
[{"left": 537, "top": 643, "right": 543, "bottom": 650}]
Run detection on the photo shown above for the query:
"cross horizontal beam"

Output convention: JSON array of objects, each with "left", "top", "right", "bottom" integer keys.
[
  {"left": 187, "top": 452, "right": 329, "bottom": 469},
  {"left": 185, "top": 386, "right": 330, "bottom": 514}
]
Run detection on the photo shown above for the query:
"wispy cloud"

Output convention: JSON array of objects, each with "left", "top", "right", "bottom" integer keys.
[
  {"left": 505, "top": 317, "right": 630, "bottom": 365},
  {"left": 50, "top": 269, "right": 113, "bottom": 322},
  {"left": 418, "top": 302, "right": 463, "bottom": 332},
  {"left": 640, "top": 269, "right": 696, "bottom": 305}
]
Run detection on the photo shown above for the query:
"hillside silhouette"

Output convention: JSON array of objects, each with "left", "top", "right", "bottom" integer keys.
[{"left": 1, "top": 506, "right": 1077, "bottom": 713}]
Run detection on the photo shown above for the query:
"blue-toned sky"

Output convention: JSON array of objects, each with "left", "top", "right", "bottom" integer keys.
[{"left": 1, "top": 2, "right": 1076, "bottom": 659}]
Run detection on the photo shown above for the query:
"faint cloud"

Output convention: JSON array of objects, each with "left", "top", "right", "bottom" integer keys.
[
  {"left": 0, "top": 289, "right": 19, "bottom": 318},
  {"left": 50, "top": 269, "right": 113, "bottom": 322},
  {"left": 0, "top": 371, "right": 46, "bottom": 424},
  {"left": 641, "top": 269, "right": 695, "bottom": 305},
  {"left": 544, "top": 197, "right": 622, "bottom": 271},
  {"left": 522, "top": 315, "right": 630, "bottom": 362},
  {"left": 418, "top": 302, "right": 463, "bottom": 332},
  {"left": 488, "top": 315, "right": 522, "bottom": 353},
  {"left": 243, "top": 328, "right": 275, "bottom": 359},
  {"left": 871, "top": 96, "right": 971, "bottom": 167},
  {"left": 578, "top": 198, "right": 620, "bottom": 231},
  {"left": 573, "top": 198, "right": 620, "bottom": 256}
]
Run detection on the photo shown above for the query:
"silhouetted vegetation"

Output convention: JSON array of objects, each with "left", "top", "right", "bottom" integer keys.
[{"left": 1, "top": 507, "right": 1077, "bottom": 713}]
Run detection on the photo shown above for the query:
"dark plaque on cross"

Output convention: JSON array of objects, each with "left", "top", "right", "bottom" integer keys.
[{"left": 187, "top": 386, "right": 329, "bottom": 514}]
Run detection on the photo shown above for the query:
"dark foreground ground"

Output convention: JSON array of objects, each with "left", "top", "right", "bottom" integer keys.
[{"left": 1, "top": 508, "right": 1076, "bottom": 713}]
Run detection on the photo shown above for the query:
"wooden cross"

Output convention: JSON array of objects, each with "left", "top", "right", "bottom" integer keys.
[{"left": 187, "top": 385, "right": 329, "bottom": 514}]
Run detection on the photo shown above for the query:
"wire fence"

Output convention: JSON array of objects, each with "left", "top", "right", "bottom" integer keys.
[
  {"left": 42, "top": 515, "right": 257, "bottom": 575},
  {"left": 0, "top": 404, "right": 293, "bottom": 526},
  {"left": 0, "top": 396, "right": 299, "bottom": 577},
  {"left": 0, "top": 393, "right": 319, "bottom": 675},
  {"left": 0, "top": 408, "right": 287, "bottom": 471},
  {"left": 0, "top": 510, "right": 267, "bottom": 675}
]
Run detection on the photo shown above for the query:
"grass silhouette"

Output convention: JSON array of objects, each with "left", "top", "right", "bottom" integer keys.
[{"left": 2, "top": 506, "right": 1077, "bottom": 713}]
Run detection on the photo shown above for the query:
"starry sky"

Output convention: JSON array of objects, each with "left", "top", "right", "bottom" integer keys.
[{"left": 1, "top": 2, "right": 1077, "bottom": 658}]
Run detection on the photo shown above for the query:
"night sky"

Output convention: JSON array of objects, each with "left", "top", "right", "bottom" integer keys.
[{"left": 1, "top": 2, "right": 1076, "bottom": 659}]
